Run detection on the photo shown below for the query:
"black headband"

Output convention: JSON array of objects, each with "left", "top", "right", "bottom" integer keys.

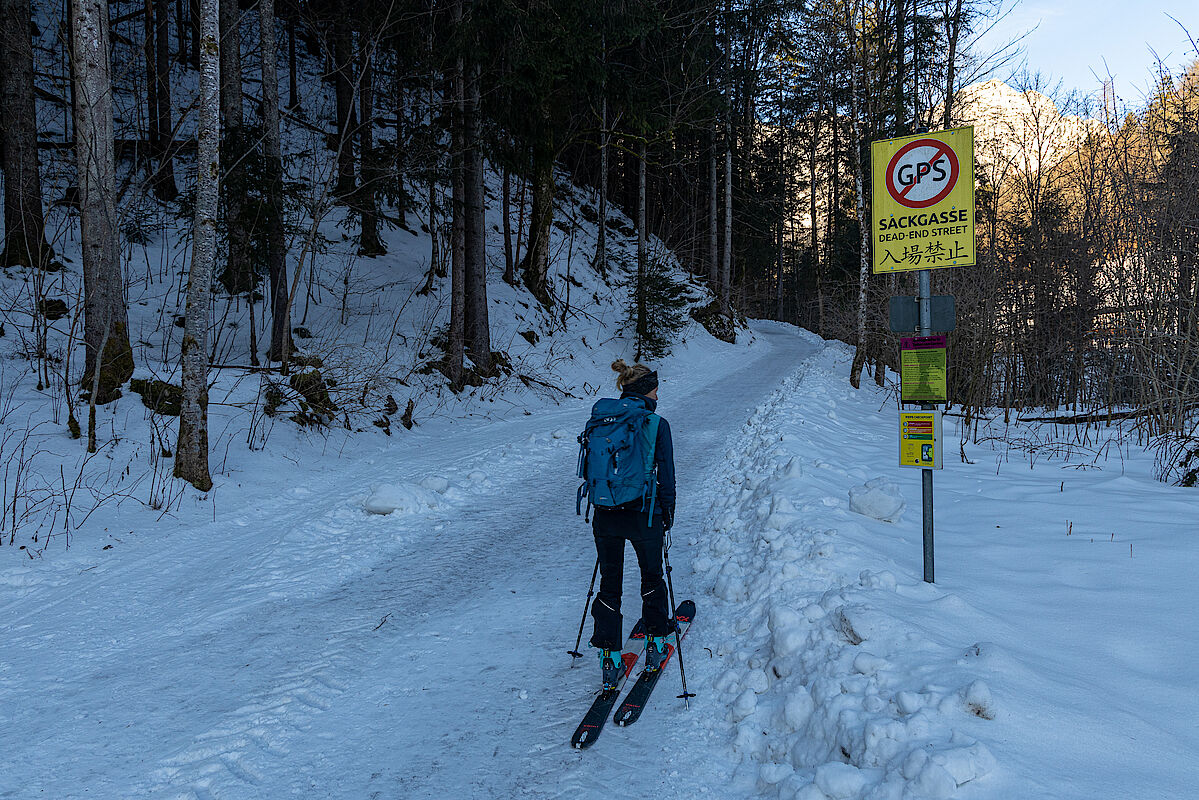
[{"left": 624, "top": 370, "right": 659, "bottom": 396}]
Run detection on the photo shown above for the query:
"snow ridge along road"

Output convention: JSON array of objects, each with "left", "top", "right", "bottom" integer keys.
[
  {"left": 690, "top": 345, "right": 998, "bottom": 799},
  {"left": 1, "top": 322, "right": 819, "bottom": 799}
]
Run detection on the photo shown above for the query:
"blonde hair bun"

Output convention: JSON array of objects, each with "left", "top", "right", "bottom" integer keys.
[{"left": 611, "top": 358, "right": 651, "bottom": 390}]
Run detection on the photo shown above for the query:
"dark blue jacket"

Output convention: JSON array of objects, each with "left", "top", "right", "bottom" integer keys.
[{"left": 621, "top": 392, "right": 676, "bottom": 518}]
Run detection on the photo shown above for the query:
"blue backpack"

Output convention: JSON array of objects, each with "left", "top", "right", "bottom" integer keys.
[{"left": 576, "top": 397, "right": 660, "bottom": 523}]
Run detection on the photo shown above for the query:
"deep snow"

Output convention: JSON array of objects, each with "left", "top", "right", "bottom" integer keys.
[{"left": 3, "top": 323, "right": 1197, "bottom": 799}]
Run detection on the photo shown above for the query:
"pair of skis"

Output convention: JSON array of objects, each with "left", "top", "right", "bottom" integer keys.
[{"left": 570, "top": 600, "right": 696, "bottom": 749}]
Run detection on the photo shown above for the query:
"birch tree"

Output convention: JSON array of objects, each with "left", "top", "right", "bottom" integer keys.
[{"left": 175, "top": 0, "right": 220, "bottom": 490}]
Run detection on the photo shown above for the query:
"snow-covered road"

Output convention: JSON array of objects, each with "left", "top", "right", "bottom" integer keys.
[
  {"left": 7, "top": 322, "right": 1197, "bottom": 800},
  {"left": 1, "top": 323, "right": 818, "bottom": 799}
]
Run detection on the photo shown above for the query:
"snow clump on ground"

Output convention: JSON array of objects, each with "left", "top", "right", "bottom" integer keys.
[{"left": 848, "top": 478, "right": 905, "bottom": 522}]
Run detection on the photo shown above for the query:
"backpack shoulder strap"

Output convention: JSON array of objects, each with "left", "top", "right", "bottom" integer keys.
[{"left": 644, "top": 413, "right": 660, "bottom": 461}]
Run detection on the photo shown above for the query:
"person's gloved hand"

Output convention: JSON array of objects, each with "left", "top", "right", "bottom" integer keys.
[{"left": 661, "top": 506, "right": 674, "bottom": 531}]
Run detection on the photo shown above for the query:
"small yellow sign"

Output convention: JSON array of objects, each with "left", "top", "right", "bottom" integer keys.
[
  {"left": 899, "top": 411, "right": 943, "bottom": 469},
  {"left": 871, "top": 127, "right": 975, "bottom": 274}
]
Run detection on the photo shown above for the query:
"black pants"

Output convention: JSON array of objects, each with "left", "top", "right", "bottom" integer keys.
[{"left": 589, "top": 507, "right": 672, "bottom": 649}]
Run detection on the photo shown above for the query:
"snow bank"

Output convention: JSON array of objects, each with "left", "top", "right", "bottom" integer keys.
[
  {"left": 695, "top": 340, "right": 997, "bottom": 800},
  {"left": 362, "top": 483, "right": 443, "bottom": 515}
]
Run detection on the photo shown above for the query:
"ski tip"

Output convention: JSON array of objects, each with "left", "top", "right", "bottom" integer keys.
[{"left": 675, "top": 600, "right": 696, "bottom": 623}]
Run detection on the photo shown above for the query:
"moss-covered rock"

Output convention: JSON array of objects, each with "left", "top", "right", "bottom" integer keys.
[
  {"left": 38, "top": 298, "right": 69, "bottom": 321},
  {"left": 292, "top": 353, "right": 324, "bottom": 369},
  {"left": 289, "top": 369, "right": 337, "bottom": 420},
  {"left": 130, "top": 378, "right": 183, "bottom": 416},
  {"left": 690, "top": 300, "right": 737, "bottom": 344}
]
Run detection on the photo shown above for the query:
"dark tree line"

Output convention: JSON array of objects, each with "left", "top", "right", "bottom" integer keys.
[{"left": 6, "top": 0, "right": 1196, "bottom": 486}]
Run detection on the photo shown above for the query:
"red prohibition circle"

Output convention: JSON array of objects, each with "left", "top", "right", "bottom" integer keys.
[{"left": 885, "top": 138, "right": 959, "bottom": 209}]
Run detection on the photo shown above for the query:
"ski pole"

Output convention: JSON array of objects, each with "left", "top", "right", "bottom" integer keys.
[
  {"left": 662, "top": 531, "right": 695, "bottom": 706},
  {"left": 568, "top": 556, "right": 600, "bottom": 664}
]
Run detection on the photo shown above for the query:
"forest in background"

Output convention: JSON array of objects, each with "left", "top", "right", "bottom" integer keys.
[{"left": 0, "top": 0, "right": 1198, "bottom": 500}]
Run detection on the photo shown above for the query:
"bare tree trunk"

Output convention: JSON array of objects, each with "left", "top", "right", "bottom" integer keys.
[
  {"left": 847, "top": 0, "right": 869, "bottom": 389},
  {"left": 942, "top": 0, "right": 964, "bottom": 129},
  {"left": 722, "top": 124, "right": 733, "bottom": 314},
  {"left": 895, "top": 0, "right": 906, "bottom": 132},
  {"left": 447, "top": 2, "right": 465, "bottom": 385},
  {"left": 219, "top": 0, "right": 250, "bottom": 296},
  {"left": 176, "top": 0, "right": 219, "bottom": 491},
  {"left": 175, "top": 0, "right": 186, "bottom": 63},
  {"left": 776, "top": 81, "right": 785, "bottom": 321},
  {"left": 708, "top": 128, "right": 718, "bottom": 291},
  {"left": 144, "top": 0, "right": 159, "bottom": 174},
  {"left": 260, "top": 0, "right": 291, "bottom": 361},
  {"left": 71, "top": 0, "right": 134, "bottom": 406},
  {"left": 464, "top": 56, "right": 490, "bottom": 373},
  {"left": 637, "top": 141, "right": 648, "bottom": 359},
  {"left": 153, "top": 0, "right": 178, "bottom": 199},
  {"left": 426, "top": 0, "right": 439, "bottom": 281},
  {"left": 287, "top": 11, "right": 298, "bottom": 111},
  {"left": 358, "top": 44, "right": 384, "bottom": 256},
  {"left": 809, "top": 112, "right": 822, "bottom": 335},
  {"left": 503, "top": 163, "right": 514, "bottom": 284},
  {"left": 332, "top": 17, "right": 356, "bottom": 197},
  {"left": 596, "top": 94, "right": 609, "bottom": 275},
  {"left": 189, "top": 0, "right": 199, "bottom": 69},
  {"left": 0, "top": 0, "right": 51, "bottom": 268},
  {"left": 522, "top": 122, "right": 556, "bottom": 307}
]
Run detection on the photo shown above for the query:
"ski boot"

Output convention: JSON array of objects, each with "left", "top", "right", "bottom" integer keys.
[
  {"left": 600, "top": 649, "right": 623, "bottom": 691},
  {"left": 645, "top": 635, "right": 670, "bottom": 673}
]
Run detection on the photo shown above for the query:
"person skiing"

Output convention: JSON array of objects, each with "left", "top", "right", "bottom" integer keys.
[{"left": 580, "top": 359, "right": 676, "bottom": 692}]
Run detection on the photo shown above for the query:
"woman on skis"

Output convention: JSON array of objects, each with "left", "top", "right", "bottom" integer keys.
[{"left": 585, "top": 359, "right": 676, "bottom": 691}]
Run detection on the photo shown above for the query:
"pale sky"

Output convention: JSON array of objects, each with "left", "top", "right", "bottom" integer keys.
[{"left": 972, "top": 0, "right": 1197, "bottom": 109}]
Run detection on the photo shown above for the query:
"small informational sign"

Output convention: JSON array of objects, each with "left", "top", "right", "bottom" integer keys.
[
  {"left": 871, "top": 127, "right": 976, "bottom": 274},
  {"left": 900, "top": 335, "right": 948, "bottom": 403},
  {"left": 887, "top": 295, "right": 956, "bottom": 333},
  {"left": 899, "top": 410, "right": 942, "bottom": 469}
]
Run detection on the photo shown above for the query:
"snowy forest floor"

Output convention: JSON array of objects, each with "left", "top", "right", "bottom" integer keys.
[{"left": 2, "top": 322, "right": 1197, "bottom": 800}]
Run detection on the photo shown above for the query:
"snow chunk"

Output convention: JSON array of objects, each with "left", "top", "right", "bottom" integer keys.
[
  {"left": 895, "top": 690, "right": 924, "bottom": 715},
  {"left": 937, "top": 741, "right": 998, "bottom": 786},
  {"left": 551, "top": 428, "right": 571, "bottom": 439},
  {"left": 782, "top": 688, "right": 814, "bottom": 732},
  {"left": 962, "top": 680, "right": 996, "bottom": 720},
  {"left": 745, "top": 668, "right": 770, "bottom": 694},
  {"left": 363, "top": 483, "right": 441, "bottom": 515},
  {"left": 419, "top": 476, "right": 450, "bottom": 493},
  {"left": 858, "top": 570, "right": 897, "bottom": 591},
  {"left": 813, "top": 763, "right": 866, "bottom": 799},
  {"left": 759, "top": 762, "right": 794, "bottom": 787},
  {"left": 847, "top": 478, "right": 905, "bottom": 522},
  {"left": 768, "top": 606, "right": 802, "bottom": 633},
  {"left": 852, "top": 652, "right": 887, "bottom": 676},
  {"left": 731, "top": 688, "right": 757, "bottom": 722}
]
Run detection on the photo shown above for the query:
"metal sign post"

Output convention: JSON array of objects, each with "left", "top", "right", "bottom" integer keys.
[{"left": 918, "top": 269, "right": 934, "bottom": 583}]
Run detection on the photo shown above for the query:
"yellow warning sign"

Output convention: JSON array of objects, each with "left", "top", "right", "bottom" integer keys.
[
  {"left": 872, "top": 127, "right": 975, "bottom": 274},
  {"left": 899, "top": 410, "right": 943, "bottom": 469}
]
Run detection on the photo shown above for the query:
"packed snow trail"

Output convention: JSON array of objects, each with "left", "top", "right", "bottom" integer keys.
[{"left": 0, "top": 322, "right": 818, "bottom": 799}]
